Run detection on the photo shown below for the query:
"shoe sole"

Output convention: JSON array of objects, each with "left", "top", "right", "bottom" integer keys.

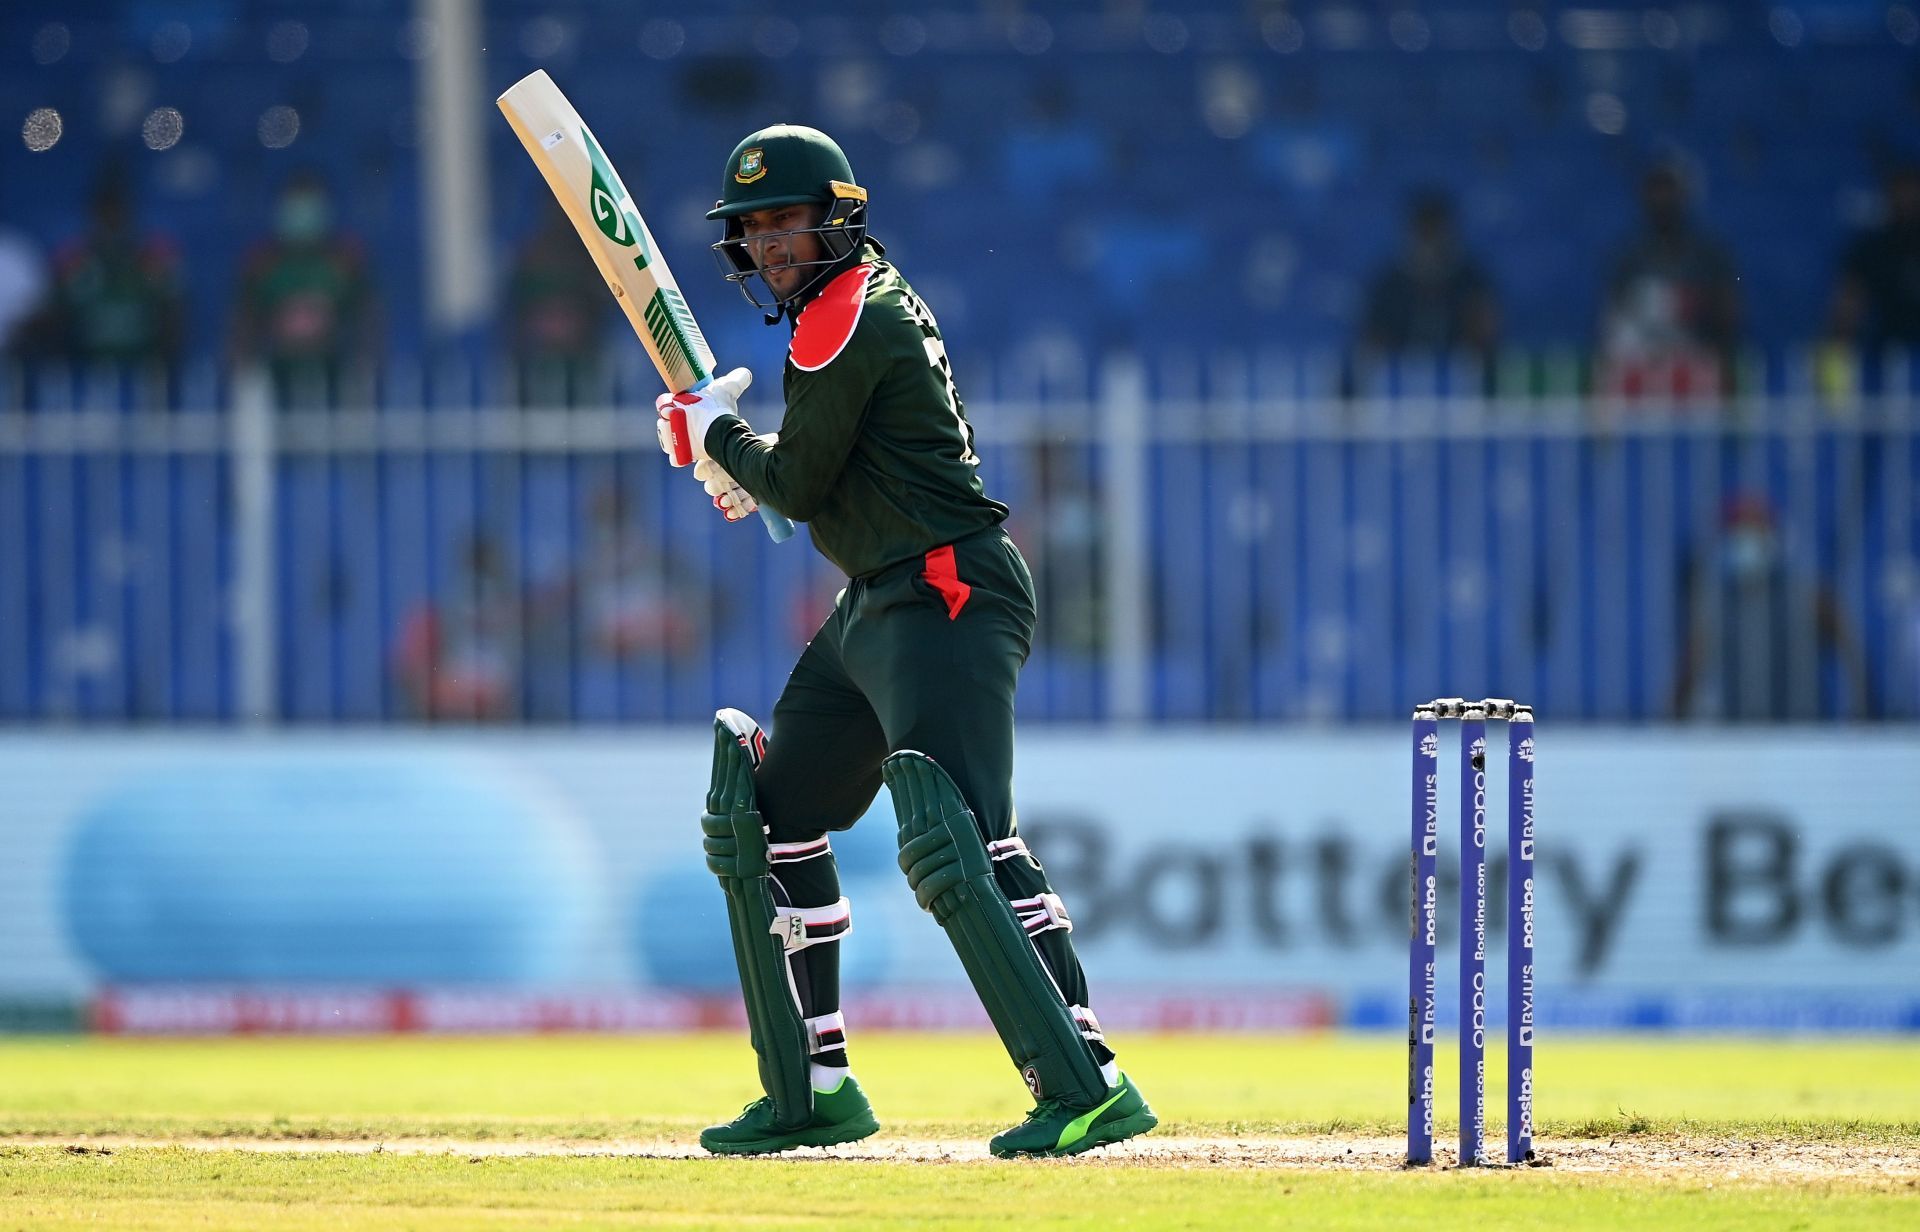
[
  {"left": 700, "top": 1113, "right": 881, "bottom": 1156},
  {"left": 990, "top": 1109, "right": 1160, "bottom": 1159}
]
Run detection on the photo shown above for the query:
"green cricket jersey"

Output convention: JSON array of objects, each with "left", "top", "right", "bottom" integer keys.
[{"left": 706, "top": 247, "right": 1008, "bottom": 579}]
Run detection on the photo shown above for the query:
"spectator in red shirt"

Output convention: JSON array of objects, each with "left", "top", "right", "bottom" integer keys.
[{"left": 1598, "top": 165, "right": 1741, "bottom": 400}]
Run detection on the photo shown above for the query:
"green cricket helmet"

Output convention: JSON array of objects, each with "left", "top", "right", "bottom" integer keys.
[{"left": 708, "top": 125, "right": 870, "bottom": 316}]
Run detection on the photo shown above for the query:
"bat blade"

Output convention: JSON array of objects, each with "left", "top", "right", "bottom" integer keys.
[
  {"left": 497, "top": 70, "right": 713, "bottom": 393},
  {"left": 497, "top": 70, "right": 794, "bottom": 542}
]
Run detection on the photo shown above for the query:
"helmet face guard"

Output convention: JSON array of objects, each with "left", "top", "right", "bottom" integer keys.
[{"left": 711, "top": 181, "right": 868, "bottom": 314}]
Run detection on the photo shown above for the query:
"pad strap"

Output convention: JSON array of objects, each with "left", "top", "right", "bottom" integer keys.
[
  {"left": 770, "top": 898, "right": 852, "bottom": 953},
  {"left": 805, "top": 1011, "right": 848, "bottom": 1056},
  {"left": 769, "top": 836, "right": 833, "bottom": 864},
  {"left": 986, "top": 837, "right": 1032, "bottom": 863},
  {"left": 1010, "top": 893, "right": 1073, "bottom": 937}
]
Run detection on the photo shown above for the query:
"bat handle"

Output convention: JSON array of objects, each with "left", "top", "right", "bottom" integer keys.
[
  {"left": 758, "top": 506, "right": 797, "bottom": 542},
  {"left": 683, "top": 375, "right": 796, "bottom": 543},
  {"left": 667, "top": 406, "right": 694, "bottom": 467}
]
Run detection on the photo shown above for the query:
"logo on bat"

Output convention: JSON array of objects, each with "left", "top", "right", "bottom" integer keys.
[{"left": 580, "top": 127, "right": 651, "bottom": 269}]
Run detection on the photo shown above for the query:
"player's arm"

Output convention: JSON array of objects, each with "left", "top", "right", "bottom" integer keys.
[
  {"left": 711, "top": 282, "right": 890, "bottom": 522},
  {"left": 708, "top": 369, "right": 877, "bottom": 521}
]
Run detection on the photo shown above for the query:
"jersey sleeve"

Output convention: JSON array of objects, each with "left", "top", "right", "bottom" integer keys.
[{"left": 709, "top": 265, "right": 893, "bottom": 522}]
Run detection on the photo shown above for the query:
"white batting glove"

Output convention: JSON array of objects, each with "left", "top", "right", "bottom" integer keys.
[
  {"left": 656, "top": 367, "right": 753, "bottom": 465},
  {"left": 694, "top": 457, "right": 759, "bottom": 523}
]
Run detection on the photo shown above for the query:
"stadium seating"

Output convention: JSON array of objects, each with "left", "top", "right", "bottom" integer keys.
[{"left": 4, "top": 1, "right": 1916, "bottom": 358}]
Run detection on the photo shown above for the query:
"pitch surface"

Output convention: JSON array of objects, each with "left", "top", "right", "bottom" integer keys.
[{"left": 4, "top": 1033, "right": 1915, "bottom": 1228}]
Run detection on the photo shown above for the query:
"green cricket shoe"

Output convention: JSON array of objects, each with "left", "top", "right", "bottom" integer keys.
[
  {"left": 698, "top": 1076, "right": 880, "bottom": 1156},
  {"left": 989, "top": 1073, "right": 1157, "bottom": 1158}
]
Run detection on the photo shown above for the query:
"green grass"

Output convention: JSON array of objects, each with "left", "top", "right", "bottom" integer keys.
[
  {"left": 3, "top": 1032, "right": 1917, "bottom": 1229},
  {"left": 2, "top": 1032, "right": 1915, "bottom": 1141}
]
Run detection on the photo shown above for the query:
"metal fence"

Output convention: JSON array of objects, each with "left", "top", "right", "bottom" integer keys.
[{"left": 1, "top": 352, "right": 1916, "bottom": 724}]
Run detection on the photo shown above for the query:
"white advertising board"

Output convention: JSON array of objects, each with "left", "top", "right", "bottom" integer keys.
[{"left": 2, "top": 728, "right": 1914, "bottom": 1031}]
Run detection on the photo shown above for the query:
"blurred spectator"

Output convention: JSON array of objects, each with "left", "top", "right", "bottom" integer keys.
[
  {"left": 1827, "top": 165, "right": 1920, "bottom": 352},
  {"left": 391, "top": 530, "right": 523, "bottom": 721},
  {"left": 1814, "top": 275, "right": 1869, "bottom": 406},
  {"left": 231, "top": 170, "right": 378, "bottom": 403},
  {"left": 1672, "top": 494, "right": 1873, "bottom": 721},
  {"left": 788, "top": 569, "right": 849, "bottom": 653},
  {"left": 548, "top": 483, "right": 705, "bottom": 662},
  {"left": 1003, "top": 80, "right": 1106, "bottom": 202},
  {"left": 39, "top": 170, "right": 185, "bottom": 366},
  {"left": 1893, "top": 555, "right": 1920, "bottom": 720},
  {"left": 1598, "top": 165, "right": 1741, "bottom": 399},
  {"left": 0, "top": 224, "right": 48, "bottom": 357},
  {"left": 1360, "top": 190, "right": 1499, "bottom": 361},
  {"left": 506, "top": 207, "right": 611, "bottom": 405},
  {"left": 1020, "top": 441, "right": 1103, "bottom": 659}
]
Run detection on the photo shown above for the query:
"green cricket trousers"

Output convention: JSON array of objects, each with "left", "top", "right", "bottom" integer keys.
[{"left": 750, "top": 525, "right": 1108, "bottom": 1060}]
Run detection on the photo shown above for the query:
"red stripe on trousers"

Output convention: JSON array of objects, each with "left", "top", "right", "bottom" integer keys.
[{"left": 921, "top": 543, "right": 972, "bottom": 620}]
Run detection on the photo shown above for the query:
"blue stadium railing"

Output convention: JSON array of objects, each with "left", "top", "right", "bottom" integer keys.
[{"left": 1, "top": 347, "right": 1915, "bottom": 725}]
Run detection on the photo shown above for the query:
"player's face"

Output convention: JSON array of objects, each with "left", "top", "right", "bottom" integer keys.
[{"left": 739, "top": 204, "right": 825, "bottom": 297}]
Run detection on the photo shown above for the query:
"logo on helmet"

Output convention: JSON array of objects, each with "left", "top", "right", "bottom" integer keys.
[{"left": 734, "top": 148, "right": 766, "bottom": 184}]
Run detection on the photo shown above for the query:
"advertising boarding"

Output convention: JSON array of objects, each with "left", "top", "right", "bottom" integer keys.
[{"left": 1, "top": 729, "right": 1914, "bottom": 1033}]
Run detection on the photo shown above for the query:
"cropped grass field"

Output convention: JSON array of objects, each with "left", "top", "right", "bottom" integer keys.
[{"left": 4, "top": 1032, "right": 1917, "bottom": 1229}]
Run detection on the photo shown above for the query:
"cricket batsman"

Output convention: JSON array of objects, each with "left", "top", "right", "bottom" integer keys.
[{"left": 656, "top": 125, "right": 1156, "bottom": 1158}]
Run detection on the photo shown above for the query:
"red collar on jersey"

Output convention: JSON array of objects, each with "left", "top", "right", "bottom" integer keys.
[{"left": 789, "top": 262, "right": 874, "bottom": 372}]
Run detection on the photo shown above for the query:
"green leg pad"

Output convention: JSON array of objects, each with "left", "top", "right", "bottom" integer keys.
[
  {"left": 882, "top": 750, "right": 1108, "bottom": 1107},
  {"left": 701, "top": 713, "right": 812, "bottom": 1129}
]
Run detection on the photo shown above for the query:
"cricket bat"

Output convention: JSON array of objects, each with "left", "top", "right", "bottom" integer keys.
[{"left": 496, "top": 69, "right": 795, "bottom": 542}]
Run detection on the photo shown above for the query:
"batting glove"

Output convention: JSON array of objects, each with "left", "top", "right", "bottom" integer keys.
[
  {"left": 656, "top": 366, "right": 753, "bottom": 465},
  {"left": 694, "top": 457, "right": 759, "bottom": 523}
]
